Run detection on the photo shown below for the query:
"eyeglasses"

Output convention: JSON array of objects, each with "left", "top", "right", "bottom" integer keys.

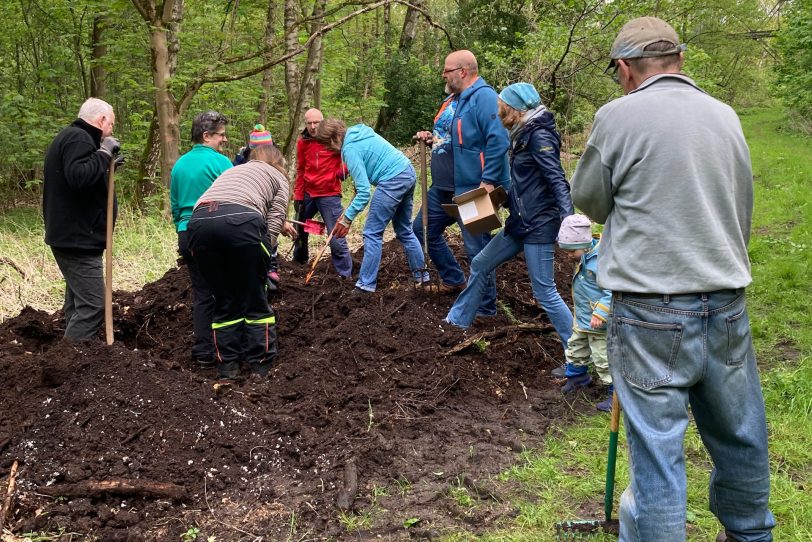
[
  {"left": 607, "top": 60, "right": 621, "bottom": 84},
  {"left": 442, "top": 66, "right": 464, "bottom": 75}
]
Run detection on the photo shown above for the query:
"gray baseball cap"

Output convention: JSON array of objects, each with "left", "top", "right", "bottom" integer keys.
[{"left": 607, "top": 17, "right": 685, "bottom": 71}]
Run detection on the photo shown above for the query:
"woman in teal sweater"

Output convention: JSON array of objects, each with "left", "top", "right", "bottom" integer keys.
[{"left": 315, "top": 119, "right": 426, "bottom": 293}]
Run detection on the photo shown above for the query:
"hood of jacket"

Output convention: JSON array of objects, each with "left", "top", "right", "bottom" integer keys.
[{"left": 344, "top": 124, "right": 377, "bottom": 146}]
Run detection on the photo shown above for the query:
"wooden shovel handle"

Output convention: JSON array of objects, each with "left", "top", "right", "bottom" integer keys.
[{"left": 104, "top": 159, "right": 115, "bottom": 345}]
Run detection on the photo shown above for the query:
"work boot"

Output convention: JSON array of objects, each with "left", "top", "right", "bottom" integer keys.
[
  {"left": 596, "top": 385, "right": 614, "bottom": 412},
  {"left": 561, "top": 372, "right": 592, "bottom": 394},
  {"left": 193, "top": 357, "right": 216, "bottom": 369},
  {"left": 716, "top": 532, "right": 741, "bottom": 542},
  {"left": 438, "top": 282, "right": 465, "bottom": 294},
  {"left": 218, "top": 361, "right": 241, "bottom": 380},
  {"left": 550, "top": 364, "right": 567, "bottom": 378}
]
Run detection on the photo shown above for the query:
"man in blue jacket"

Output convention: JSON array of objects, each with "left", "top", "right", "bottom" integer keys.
[{"left": 416, "top": 50, "right": 509, "bottom": 316}]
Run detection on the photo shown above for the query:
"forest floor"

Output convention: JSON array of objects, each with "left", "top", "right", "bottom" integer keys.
[{"left": 0, "top": 237, "right": 609, "bottom": 541}]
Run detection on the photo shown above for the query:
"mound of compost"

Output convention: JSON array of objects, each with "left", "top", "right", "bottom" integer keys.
[{"left": 0, "top": 236, "right": 607, "bottom": 541}]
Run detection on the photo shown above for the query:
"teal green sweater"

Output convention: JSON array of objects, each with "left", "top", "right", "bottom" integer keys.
[{"left": 170, "top": 145, "right": 233, "bottom": 232}]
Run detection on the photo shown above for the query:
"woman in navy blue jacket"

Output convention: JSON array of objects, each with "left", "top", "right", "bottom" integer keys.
[{"left": 446, "top": 83, "right": 575, "bottom": 351}]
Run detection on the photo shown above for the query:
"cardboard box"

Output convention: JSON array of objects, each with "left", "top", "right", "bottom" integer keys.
[{"left": 442, "top": 186, "right": 508, "bottom": 234}]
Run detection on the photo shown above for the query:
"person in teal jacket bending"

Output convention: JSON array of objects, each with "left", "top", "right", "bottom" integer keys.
[{"left": 315, "top": 120, "right": 427, "bottom": 293}]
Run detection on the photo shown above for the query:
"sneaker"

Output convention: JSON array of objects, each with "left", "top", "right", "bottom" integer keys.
[
  {"left": 596, "top": 395, "right": 613, "bottom": 412},
  {"left": 561, "top": 372, "right": 592, "bottom": 394},
  {"left": 550, "top": 364, "right": 566, "bottom": 379},
  {"left": 352, "top": 286, "right": 372, "bottom": 296},
  {"left": 716, "top": 533, "right": 741, "bottom": 542}
]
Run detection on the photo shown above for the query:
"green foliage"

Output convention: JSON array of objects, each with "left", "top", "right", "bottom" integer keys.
[
  {"left": 774, "top": 0, "right": 812, "bottom": 127},
  {"left": 378, "top": 53, "right": 446, "bottom": 145}
]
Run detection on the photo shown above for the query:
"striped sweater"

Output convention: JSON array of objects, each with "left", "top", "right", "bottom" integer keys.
[{"left": 195, "top": 160, "right": 290, "bottom": 243}]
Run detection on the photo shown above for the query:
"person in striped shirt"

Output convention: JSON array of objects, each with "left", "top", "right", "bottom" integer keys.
[{"left": 187, "top": 141, "right": 296, "bottom": 380}]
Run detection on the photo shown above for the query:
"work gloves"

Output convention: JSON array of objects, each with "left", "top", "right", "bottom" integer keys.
[
  {"left": 99, "top": 136, "right": 121, "bottom": 157},
  {"left": 333, "top": 215, "right": 351, "bottom": 238}
]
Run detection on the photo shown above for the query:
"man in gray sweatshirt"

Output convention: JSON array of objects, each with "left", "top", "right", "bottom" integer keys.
[{"left": 571, "top": 17, "right": 774, "bottom": 542}]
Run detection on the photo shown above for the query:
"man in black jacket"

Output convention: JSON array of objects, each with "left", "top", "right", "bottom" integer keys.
[{"left": 43, "top": 97, "right": 120, "bottom": 341}]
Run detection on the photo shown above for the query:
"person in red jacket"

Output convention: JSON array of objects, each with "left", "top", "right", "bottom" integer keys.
[{"left": 292, "top": 108, "right": 352, "bottom": 278}]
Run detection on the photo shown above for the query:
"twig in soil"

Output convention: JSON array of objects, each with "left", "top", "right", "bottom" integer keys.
[
  {"left": 311, "top": 292, "right": 325, "bottom": 322},
  {"left": 518, "top": 380, "right": 528, "bottom": 400},
  {"left": 444, "top": 323, "right": 554, "bottom": 355},
  {"left": 0, "top": 438, "right": 10, "bottom": 453},
  {"left": 0, "top": 459, "right": 19, "bottom": 532},
  {"left": 39, "top": 478, "right": 186, "bottom": 500},
  {"left": 385, "top": 300, "right": 408, "bottom": 319},
  {"left": 119, "top": 424, "right": 152, "bottom": 446},
  {"left": 347, "top": 341, "right": 359, "bottom": 367},
  {"left": 0, "top": 257, "right": 25, "bottom": 279},
  {"left": 335, "top": 460, "right": 358, "bottom": 511}
]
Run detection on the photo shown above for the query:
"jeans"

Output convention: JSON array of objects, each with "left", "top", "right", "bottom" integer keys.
[
  {"left": 445, "top": 231, "right": 573, "bottom": 349},
  {"left": 356, "top": 165, "right": 426, "bottom": 292},
  {"left": 51, "top": 247, "right": 104, "bottom": 341},
  {"left": 412, "top": 186, "right": 496, "bottom": 314},
  {"left": 292, "top": 195, "right": 352, "bottom": 278},
  {"left": 178, "top": 230, "right": 215, "bottom": 361},
  {"left": 610, "top": 290, "right": 774, "bottom": 542}
]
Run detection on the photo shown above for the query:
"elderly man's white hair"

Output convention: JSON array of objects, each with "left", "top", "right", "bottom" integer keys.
[{"left": 78, "top": 98, "right": 114, "bottom": 123}]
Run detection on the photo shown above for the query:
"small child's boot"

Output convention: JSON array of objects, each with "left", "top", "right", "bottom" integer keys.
[
  {"left": 561, "top": 371, "right": 592, "bottom": 394},
  {"left": 596, "top": 385, "right": 614, "bottom": 412}
]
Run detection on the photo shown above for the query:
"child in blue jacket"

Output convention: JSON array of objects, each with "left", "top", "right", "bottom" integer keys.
[{"left": 557, "top": 214, "right": 613, "bottom": 412}]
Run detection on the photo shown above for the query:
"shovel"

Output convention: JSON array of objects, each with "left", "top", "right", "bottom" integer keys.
[
  {"left": 287, "top": 218, "right": 326, "bottom": 235},
  {"left": 555, "top": 392, "right": 621, "bottom": 539},
  {"left": 104, "top": 158, "right": 115, "bottom": 345},
  {"left": 304, "top": 211, "right": 345, "bottom": 285},
  {"left": 415, "top": 138, "right": 431, "bottom": 288}
]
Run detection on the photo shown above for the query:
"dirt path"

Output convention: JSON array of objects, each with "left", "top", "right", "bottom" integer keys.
[{"left": 0, "top": 238, "right": 606, "bottom": 541}]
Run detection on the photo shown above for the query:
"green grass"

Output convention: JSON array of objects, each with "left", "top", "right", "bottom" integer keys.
[{"left": 0, "top": 205, "right": 180, "bottom": 321}]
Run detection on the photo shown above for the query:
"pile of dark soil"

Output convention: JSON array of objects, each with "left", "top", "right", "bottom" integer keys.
[{"left": 0, "top": 237, "right": 606, "bottom": 541}]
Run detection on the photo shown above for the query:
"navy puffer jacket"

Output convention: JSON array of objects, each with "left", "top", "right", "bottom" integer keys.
[{"left": 504, "top": 110, "right": 573, "bottom": 243}]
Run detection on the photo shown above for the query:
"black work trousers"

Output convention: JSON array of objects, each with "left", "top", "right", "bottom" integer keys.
[
  {"left": 187, "top": 203, "right": 277, "bottom": 377},
  {"left": 178, "top": 230, "right": 215, "bottom": 362}
]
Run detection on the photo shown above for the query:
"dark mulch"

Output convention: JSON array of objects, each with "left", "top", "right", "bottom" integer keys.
[{"left": 0, "top": 236, "right": 606, "bottom": 541}]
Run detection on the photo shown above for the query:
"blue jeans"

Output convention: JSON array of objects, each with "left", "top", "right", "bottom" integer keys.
[
  {"left": 610, "top": 290, "right": 774, "bottom": 542},
  {"left": 445, "top": 231, "right": 573, "bottom": 349},
  {"left": 412, "top": 186, "right": 496, "bottom": 314},
  {"left": 293, "top": 195, "right": 352, "bottom": 278},
  {"left": 356, "top": 165, "right": 426, "bottom": 292}
]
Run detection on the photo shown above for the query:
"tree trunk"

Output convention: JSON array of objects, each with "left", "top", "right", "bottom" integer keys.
[
  {"left": 282, "top": 0, "right": 326, "bottom": 162},
  {"left": 150, "top": 25, "right": 181, "bottom": 190},
  {"left": 257, "top": 0, "right": 277, "bottom": 125},
  {"left": 90, "top": 15, "right": 107, "bottom": 98},
  {"left": 283, "top": 0, "right": 300, "bottom": 115}
]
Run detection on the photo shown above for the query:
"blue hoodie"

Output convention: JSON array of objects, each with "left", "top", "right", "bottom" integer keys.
[
  {"left": 450, "top": 77, "right": 510, "bottom": 195},
  {"left": 341, "top": 124, "right": 412, "bottom": 222}
]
